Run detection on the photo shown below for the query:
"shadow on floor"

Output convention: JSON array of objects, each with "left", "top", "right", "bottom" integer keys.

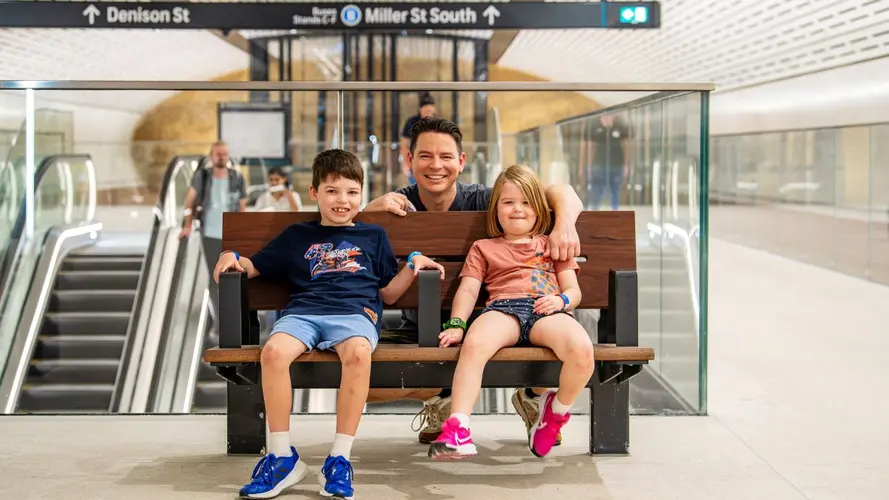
[{"left": 118, "top": 436, "right": 604, "bottom": 499}]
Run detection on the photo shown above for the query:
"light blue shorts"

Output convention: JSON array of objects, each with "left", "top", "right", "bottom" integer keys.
[{"left": 271, "top": 314, "right": 379, "bottom": 352}]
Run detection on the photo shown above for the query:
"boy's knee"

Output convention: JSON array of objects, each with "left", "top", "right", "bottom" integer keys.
[
  {"left": 340, "top": 337, "right": 372, "bottom": 369},
  {"left": 261, "top": 342, "right": 292, "bottom": 370}
]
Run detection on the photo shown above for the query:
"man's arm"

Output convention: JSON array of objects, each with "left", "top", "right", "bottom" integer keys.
[
  {"left": 180, "top": 187, "right": 198, "bottom": 238},
  {"left": 543, "top": 183, "right": 583, "bottom": 261},
  {"left": 400, "top": 137, "right": 411, "bottom": 178},
  {"left": 364, "top": 190, "right": 410, "bottom": 215}
]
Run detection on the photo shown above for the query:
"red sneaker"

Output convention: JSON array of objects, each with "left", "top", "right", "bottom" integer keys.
[{"left": 427, "top": 417, "right": 478, "bottom": 461}]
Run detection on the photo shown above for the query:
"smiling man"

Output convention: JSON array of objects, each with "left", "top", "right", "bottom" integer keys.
[{"left": 363, "top": 117, "right": 584, "bottom": 446}]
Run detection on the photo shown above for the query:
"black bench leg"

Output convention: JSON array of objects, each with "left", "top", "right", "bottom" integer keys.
[
  {"left": 227, "top": 382, "right": 266, "bottom": 455},
  {"left": 589, "top": 377, "right": 631, "bottom": 455}
]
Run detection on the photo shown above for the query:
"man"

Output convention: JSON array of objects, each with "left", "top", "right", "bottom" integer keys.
[
  {"left": 364, "top": 117, "right": 583, "bottom": 445},
  {"left": 579, "top": 113, "right": 632, "bottom": 210},
  {"left": 179, "top": 141, "right": 248, "bottom": 321},
  {"left": 399, "top": 92, "right": 437, "bottom": 186}
]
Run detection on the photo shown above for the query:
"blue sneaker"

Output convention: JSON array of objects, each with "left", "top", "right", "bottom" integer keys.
[
  {"left": 318, "top": 455, "right": 355, "bottom": 499},
  {"left": 239, "top": 447, "right": 309, "bottom": 499}
]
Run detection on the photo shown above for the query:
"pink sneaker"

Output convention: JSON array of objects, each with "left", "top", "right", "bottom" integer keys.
[
  {"left": 529, "top": 390, "right": 570, "bottom": 457},
  {"left": 427, "top": 417, "right": 478, "bottom": 461}
]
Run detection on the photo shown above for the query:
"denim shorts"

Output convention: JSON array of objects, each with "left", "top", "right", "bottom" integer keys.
[
  {"left": 482, "top": 297, "right": 570, "bottom": 345},
  {"left": 271, "top": 314, "right": 379, "bottom": 352}
]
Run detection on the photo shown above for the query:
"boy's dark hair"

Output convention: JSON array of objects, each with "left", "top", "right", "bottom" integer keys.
[
  {"left": 311, "top": 149, "right": 364, "bottom": 189},
  {"left": 409, "top": 117, "right": 463, "bottom": 155}
]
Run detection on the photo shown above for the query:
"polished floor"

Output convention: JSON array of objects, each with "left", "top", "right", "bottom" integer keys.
[{"left": 2, "top": 238, "right": 888, "bottom": 499}]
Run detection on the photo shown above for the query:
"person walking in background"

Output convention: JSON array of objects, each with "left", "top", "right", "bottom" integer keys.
[
  {"left": 400, "top": 92, "right": 437, "bottom": 186},
  {"left": 579, "top": 113, "right": 633, "bottom": 210},
  {"left": 179, "top": 141, "right": 248, "bottom": 322}
]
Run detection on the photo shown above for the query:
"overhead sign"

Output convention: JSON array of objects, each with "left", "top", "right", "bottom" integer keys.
[{"left": 0, "top": 2, "right": 660, "bottom": 30}]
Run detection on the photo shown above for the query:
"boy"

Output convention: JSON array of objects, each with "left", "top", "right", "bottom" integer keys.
[{"left": 213, "top": 149, "right": 443, "bottom": 499}]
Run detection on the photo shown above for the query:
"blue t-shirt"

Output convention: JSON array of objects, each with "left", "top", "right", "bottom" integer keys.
[{"left": 249, "top": 221, "right": 399, "bottom": 331}]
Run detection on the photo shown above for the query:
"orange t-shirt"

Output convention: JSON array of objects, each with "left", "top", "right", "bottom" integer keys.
[{"left": 459, "top": 235, "right": 580, "bottom": 306}]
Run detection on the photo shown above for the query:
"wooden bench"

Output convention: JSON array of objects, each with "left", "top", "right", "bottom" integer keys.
[{"left": 203, "top": 211, "right": 654, "bottom": 456}]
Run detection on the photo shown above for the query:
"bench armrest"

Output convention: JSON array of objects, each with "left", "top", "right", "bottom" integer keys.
[
  {"left": 604, "top": 269, "right": 639, "bottom": 347},
  {"left": 417, "top": 269, "right": 442, "bottom": 347},
  {"left": 219, "top": 271, "right": 252, "bottom": 348}
]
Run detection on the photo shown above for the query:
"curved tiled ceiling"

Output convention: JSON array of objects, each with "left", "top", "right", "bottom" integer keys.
[{"left": 499, "top": 0, "right": 889, "bottom": 107}]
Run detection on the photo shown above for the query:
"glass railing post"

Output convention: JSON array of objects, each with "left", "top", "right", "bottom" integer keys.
[{"left": 24, "top": 88, "right": 35, "bottom": 240}]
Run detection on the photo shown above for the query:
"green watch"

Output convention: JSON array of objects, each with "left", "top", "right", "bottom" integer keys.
[{"left": 442, "top": 317, "right": 467, "bottom": 332}]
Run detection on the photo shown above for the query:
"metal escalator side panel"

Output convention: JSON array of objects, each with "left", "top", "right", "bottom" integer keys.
[
  {"left": 151, "top": 231, "right": 210, "bottom": 413},
  {"left": 0, "top": 223, "right": 102, "bottom": 414},
  {"left": 170, "top": 237, "right": 213, "bottom": 413}
]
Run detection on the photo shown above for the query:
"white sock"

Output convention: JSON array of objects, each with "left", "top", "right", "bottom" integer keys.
[
  {"left": 449, "top": 413, "right": 470, "bottom": 428},
  {"left": 329, "top": 433, "right": 355, "bottom": 461},
  {"left": 268, "top": 431, "right": 292, "bottom": 457},
  {"left": 551, "top": 394, "right": 573, "bottom": 415}
]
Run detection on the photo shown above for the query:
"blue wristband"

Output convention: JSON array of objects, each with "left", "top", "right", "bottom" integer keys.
[
  {"left": 407, "top": 251, "right": 422, "bottom": 269},
  {"left": 559, "top": 293, "right": 570, "bottom": 309},
  {"left": 223, "top": 250, "right": 240, "bottom": 261}
]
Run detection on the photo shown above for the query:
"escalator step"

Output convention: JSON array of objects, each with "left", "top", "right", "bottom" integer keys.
[
  {"left": 17, "top": 384, "right": 113, "bottom": 412},
  {"left": 55, "top": 271, "right": 140, "bottom": 291},
  {"left": 61, "top": 256, "right": 144, "bottom": 272},
  {"left": 35, "top": 335, "right": 125, "bottom": 359},
  {"left": 48, "top": 290, "right": 136, "bottom": 313},
  {"left": 41, "top": 312, "right": 131, "bottom": 336},
  {"left": 27, "top": 359, "right": 119, "bottom": 385}
]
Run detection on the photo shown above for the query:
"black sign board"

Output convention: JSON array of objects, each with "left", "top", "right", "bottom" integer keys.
[{"left": 0, "top": 2, "right": 660, "bottom": 30}]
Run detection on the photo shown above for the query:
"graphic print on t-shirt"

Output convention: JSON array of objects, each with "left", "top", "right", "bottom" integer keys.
[
  {"left": 525, "top": 251, "right": 560, "bottom": 297},
  {"left": 304, "top": 241, "right": 366, "bottom": 279}
]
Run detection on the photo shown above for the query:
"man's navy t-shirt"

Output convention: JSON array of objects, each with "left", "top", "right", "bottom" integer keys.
[
  {"left": 393, "top": 181, "right": 492, "bottom": 328},
  {"left": 249, "top": 221, "right": 399, "bottom": 332},
  {"left": 394, "top": 181, "right": 492, "bottom": 212}
]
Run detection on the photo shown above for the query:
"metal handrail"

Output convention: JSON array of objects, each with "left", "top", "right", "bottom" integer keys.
[{"left": 0, "top": 80, "right": 717, "bottom": 92}]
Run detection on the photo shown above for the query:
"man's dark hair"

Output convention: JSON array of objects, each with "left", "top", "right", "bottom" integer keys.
[
  {"left": 311, "top": 149, "right": 364, "bottom": 189},
  {"left": 419, "top": 92, "right": 435, "bottom": 108},
  {"left": 409, "top": 117, "right": 463, "bottom": 155}
]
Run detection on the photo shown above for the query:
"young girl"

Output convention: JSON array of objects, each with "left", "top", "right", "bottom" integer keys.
[{"left": 428, "top": 164, "right": 596, "bottom": 460}]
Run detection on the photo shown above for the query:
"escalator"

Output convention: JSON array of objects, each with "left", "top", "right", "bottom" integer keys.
[
  {"left": 191, "top": 328, "right": 226, "bottom": 412},
  {"left": 17, "top": 250, "right": 142, "bottom": 412}
]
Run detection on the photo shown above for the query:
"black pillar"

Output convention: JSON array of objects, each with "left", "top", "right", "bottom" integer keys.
[
  {"left": 249, "top": 39, "right": 270, "bottom": 103},
  {"left": 473, "top": 40, "right": 489, "bottom": 143}
]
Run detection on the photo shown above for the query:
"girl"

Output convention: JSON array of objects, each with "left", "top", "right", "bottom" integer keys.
[{"left": 428, "top": 164, "right": 595, "bottom": 460}]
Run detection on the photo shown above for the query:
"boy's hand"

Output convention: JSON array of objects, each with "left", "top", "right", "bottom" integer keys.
[
  {"left": 439, "top": 327, "right": 464, "bottom": 348},
  {"left": 533, "top": 294, "right": 566, "bottom": 315},
  {"left": 213, "top": 251, "right": 244, "bottom": 283},
  {"left": 411, "top": 255, "right": 445, "bottom": 278}
]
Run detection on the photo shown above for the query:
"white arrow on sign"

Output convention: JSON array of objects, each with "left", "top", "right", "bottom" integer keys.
[
  {"left": 83, "top": 4, "right": 101, "bottom": 25},
  {"left": 482, "top": 5, "right": 500, "bottom": 26}
]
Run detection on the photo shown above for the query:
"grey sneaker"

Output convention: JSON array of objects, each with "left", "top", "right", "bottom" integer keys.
[{"left": 412, "top": 396, "right": 452, "bottom": 444}]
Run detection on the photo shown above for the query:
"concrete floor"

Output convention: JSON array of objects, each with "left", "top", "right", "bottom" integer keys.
[{"left": 3, "top": 238, "right": 889, "bottom": 499}]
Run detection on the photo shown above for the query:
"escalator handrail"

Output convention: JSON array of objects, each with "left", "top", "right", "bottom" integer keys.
[
  {"left": 0, "top": 154, "right": 95, "bottom": 311},
  {"left": 110, "top": 155, "right": 203, "bottom": 412}
]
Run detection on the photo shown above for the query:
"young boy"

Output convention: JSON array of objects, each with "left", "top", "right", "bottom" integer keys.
[{"left": 213, "top": 149, "right": 443, "bottom": 499}]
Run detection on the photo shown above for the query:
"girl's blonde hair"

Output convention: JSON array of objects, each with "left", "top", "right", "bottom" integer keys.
[{"left": 486, "top": 164, "right": 551, "bottom": 237}]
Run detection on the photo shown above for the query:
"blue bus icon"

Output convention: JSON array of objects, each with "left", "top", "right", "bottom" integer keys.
[{"left": 341, "top": 5, "right": 362, "bottom": 26}]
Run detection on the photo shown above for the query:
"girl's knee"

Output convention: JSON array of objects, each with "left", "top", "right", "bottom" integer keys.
[{"left": 567, "top": 341, "right": 595, "bottom": 370}]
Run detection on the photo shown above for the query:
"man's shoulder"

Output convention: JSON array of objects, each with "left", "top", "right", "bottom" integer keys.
[{"left": 454, "top": 182, "right": 492, "bottom": 211}]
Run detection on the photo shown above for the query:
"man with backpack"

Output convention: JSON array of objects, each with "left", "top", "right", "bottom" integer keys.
[{"left": 179, "top": 141, "right": 248, "bottom": 322}]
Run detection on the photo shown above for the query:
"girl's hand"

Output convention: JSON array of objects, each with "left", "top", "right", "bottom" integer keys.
[
  {"left": 534, "top": 294, "right": 566, "bottom": 315},
  {"left": 412, "top": 255, "right": 445, "bottom": 279},
  {"left": 438, "top": 327, "right": 465, "bottom": 348}
]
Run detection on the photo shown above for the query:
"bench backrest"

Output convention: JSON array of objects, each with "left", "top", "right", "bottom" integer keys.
[{"left": 222, "top": 211, "right": 636, "bottom": 311}]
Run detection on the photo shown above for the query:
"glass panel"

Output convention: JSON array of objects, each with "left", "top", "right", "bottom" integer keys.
[
  {"left": 2, "top": 84, "right": 709, "bottom": 416},
  {"left": 870, "top": 125, "right": 889, "bottom": 285}
]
